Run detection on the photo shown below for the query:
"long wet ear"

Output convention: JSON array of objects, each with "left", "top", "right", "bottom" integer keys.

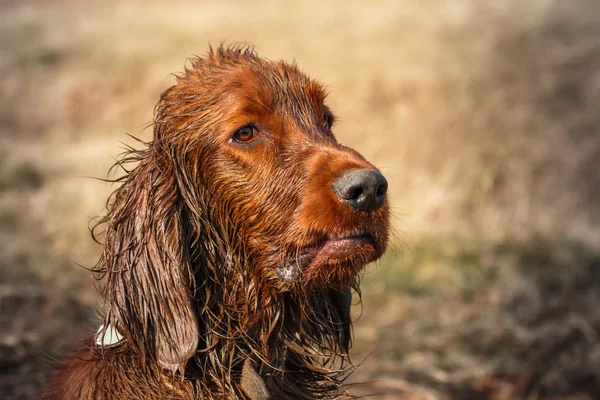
[{"left": 96, "top": 143, "right": 198, "bottom": 375}]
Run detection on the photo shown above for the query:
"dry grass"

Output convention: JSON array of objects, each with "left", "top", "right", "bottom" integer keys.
[{"left": 1, "top": 0, "right": 600, "bottom": 398}]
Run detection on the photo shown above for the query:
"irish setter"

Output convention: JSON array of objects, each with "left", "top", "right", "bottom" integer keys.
[{"left": 41, "top": 45, "right": 389, "bottom": 400}]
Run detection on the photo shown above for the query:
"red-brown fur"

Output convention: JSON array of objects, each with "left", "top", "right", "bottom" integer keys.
[{"left": 41, "top": 44, "right": 389, "bottom": 399}]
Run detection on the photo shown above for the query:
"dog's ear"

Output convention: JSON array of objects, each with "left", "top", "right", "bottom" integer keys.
[{"left": 97, "top": 149, "right": 198, "bottom": 375}]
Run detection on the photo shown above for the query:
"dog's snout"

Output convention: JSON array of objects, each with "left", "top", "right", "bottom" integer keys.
[{"left": 332, "top": 169, "right": 388, "bottom": 212}]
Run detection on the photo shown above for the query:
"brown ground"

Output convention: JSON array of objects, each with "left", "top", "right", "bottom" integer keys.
[{"left": 1, "top": 0, "right": 600, "bottom": 399}]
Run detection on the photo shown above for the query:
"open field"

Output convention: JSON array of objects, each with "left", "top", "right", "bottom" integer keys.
[{"left": 1, "top": 0, "right": 600, "bottom": 398}]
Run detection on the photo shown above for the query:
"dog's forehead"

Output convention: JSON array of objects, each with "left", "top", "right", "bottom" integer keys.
[{"left": 225, "top": 64, "right": 328, "bottom": 122}]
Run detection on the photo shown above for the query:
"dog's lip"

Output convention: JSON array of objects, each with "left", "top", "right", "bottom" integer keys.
[
  {"left": 294, "top": 230, "right": 374, "bottom": 262},
  {"left": 277, "top": 231, "right": 374, "bottom": 281}
]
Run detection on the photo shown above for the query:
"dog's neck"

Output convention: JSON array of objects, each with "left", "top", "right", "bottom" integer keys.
[{"left": 96, "top": 284, "right": 354, "bottom": 399}]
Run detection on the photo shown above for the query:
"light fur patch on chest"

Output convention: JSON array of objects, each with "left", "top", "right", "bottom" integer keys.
[{"left": 95, "top": 323, "right": 124, "bottom": 347}]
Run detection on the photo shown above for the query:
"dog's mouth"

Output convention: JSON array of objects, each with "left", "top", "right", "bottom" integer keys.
[{"left": 276, "top": 230, "right": 376, "bottom": 282}]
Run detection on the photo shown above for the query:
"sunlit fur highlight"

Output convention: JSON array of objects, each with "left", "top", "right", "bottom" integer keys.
[{"left": 41, "top": 44, "right": 389, "bottom": 400}]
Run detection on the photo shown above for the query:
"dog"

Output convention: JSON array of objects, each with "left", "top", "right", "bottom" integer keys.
[{"left": 41, "top": 44, "right": 389, "bottom": 399}]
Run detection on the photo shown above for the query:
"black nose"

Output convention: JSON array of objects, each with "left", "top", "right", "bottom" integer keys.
[{"left": 332, "top": 169, "right": 388, "bottom": 211}]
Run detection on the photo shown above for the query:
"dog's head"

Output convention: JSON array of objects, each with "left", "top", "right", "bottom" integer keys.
[
  {"left": 95, "top": 45, "right": 389, "bottom": 382},
  {"left": 153, "top": 46, "right": 390, "bottom": 289}
]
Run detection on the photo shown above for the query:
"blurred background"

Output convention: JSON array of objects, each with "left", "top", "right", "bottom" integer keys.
[{"left": 1, "top": 0, "right": 600, "bottom": 398}]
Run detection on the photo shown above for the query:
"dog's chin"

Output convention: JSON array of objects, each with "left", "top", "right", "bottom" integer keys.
[{"left": 276, "top": 232, "right": 382, "bottom": 287}]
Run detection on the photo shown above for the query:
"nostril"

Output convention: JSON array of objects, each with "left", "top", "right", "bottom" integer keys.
[
  {"left": 376, "top": 181, "right": 388, "bottom": 197},
  {"left": 348, "top": 186, "right": 364, "bottom": 200}
]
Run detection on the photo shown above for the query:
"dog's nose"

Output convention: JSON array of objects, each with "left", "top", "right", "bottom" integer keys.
[{"left": 332, "top": 169, "right": 388, "bottom": 211}]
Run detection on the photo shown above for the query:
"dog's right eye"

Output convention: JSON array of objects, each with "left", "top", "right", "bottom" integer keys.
[{"left": 232, "top": 126, "right": 259, "bottom": 144}]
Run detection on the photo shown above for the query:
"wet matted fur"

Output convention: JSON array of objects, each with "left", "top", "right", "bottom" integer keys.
[{"left": 41, "top": 45, "right": 390, "bottom": 400}]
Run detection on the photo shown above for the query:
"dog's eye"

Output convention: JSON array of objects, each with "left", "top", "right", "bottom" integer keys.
[{"left": 233, "top": 126, "right": 259, "bottom": 143}]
